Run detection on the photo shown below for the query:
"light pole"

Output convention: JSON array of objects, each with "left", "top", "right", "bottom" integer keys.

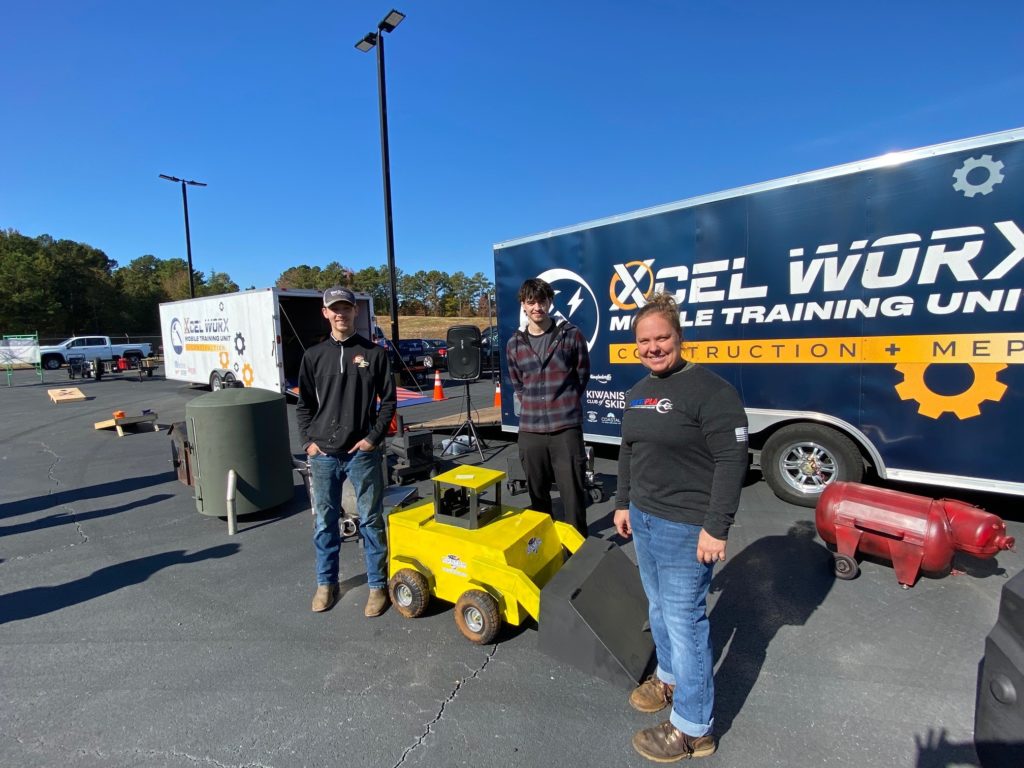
[
  {"left": 356, "top": 9, "right": 404, "bottom": 347},
  {"left": 159, "top": 174, "right": 207, "bottom": 299}
]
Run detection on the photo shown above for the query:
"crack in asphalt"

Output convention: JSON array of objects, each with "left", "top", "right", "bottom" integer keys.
[
  {"left": 392, "top": 644, "right": 498, "bottom": 768},
  {"left": 40, "top": 441, "right": 89, "bottom": 545}
]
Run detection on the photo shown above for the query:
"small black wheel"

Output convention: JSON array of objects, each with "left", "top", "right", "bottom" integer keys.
[
  {"left": 209, "top": 371, "right": 223, "bottom": 391},
  {"left": 389, "top": 569, "right": 430, "bottom": 618},
  {"left": 833, "top": 554, "right": 859, "bottom": 580},
  {"left": 454, "top": 589, "right": 501, "bottom": 644},
  {"left": 93, "top": 358, "right": 103, "bottom": 380},
  {"left": 588, "top": 487, "right": 604, "bottom": 504},
  {"left": 340, "top": 517, "right": 359, "bottom": 538}
]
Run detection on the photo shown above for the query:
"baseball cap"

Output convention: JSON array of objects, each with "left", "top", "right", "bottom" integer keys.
[{"left": 323, "top": 286, "right": 356, "bottom": 308}]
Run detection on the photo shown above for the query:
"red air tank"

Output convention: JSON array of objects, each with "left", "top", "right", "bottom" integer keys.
[{"left": 815, "top": 482, "right": 1014, "bottom": 587}]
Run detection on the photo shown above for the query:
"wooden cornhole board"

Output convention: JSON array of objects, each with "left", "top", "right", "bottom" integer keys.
[
  {"left": 48, "top": 387, "right": 87, "bottom": 404},
  {"left": 94, "top": 412, "right": 160, "bottom": 437}
]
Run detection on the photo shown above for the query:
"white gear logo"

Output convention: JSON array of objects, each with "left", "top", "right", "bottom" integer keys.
[{"left": 952, "top": 155, "right": 1005, "bottom": 197}]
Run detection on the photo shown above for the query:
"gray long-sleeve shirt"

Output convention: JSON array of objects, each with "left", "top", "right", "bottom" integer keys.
[{"left": 615, "top": 363, "right": 748, "bottom": 539}]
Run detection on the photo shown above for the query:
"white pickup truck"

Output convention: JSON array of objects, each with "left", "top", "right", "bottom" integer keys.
[{"left": 39, "top": 336, "right": 153, "bottom": 370}]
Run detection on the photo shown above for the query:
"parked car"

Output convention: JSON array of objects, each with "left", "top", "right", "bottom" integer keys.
[
  {"left": 39, "top": 336, "right": 153, "bottom": 371},
  {"left": 398, "top": 338, "right": 447, "bottom": 371}
]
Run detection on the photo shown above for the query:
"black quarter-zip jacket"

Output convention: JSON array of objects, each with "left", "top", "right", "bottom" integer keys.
[{"left": 296, "top": 333, "right": 396, "bottom": 454}]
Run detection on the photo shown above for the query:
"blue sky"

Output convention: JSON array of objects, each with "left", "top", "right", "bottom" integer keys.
[{"left": 2, "top": 1, "right": 1022, "bottom": 289}]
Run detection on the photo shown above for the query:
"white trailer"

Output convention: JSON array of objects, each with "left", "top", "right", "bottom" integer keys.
[{"left": 159, "top": 288, "right": 376, "bottom": 394}]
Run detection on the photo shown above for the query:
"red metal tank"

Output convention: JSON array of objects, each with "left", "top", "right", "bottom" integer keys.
[{"left": 815, "top": 482, "right": 1014, "bottom": 587}]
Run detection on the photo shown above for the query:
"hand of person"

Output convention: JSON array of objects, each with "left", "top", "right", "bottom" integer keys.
[
  {"left": 349, "top": 438, "right": 375, "bottom": 453},
  {"left": 697, "top": 529, "right": 727, "bottom": 564},
  {"left": 305, "top": 443, "right": 321, "bottom": 457},
  {"left": 613, "top": 508, "right": 631, "bottom": 538}
]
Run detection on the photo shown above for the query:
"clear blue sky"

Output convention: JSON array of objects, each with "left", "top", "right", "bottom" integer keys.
[{"left": 2, "top": 1, "right": 1022, "bottom": 289}]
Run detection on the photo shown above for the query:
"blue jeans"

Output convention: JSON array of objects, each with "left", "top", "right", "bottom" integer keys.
[
  {"left": 631, "top": 503, "right": 715, "bottom": 737},
  {"left": 309, "top": 449, "right": 386, "bottom": 589}
]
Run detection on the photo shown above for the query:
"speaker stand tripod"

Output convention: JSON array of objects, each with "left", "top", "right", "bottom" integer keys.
[{"left": 441, "top": 380, "right": 487, "bottom": 461}]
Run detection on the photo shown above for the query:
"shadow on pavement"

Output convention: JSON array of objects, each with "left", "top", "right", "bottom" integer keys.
[
  {"left": 710, "top": 520, "right": 835, "bottom": 737},
  {"left": 914, "top": 728, "right": 981, "bottom": 767},
  {"left": 0, "top": 494, "right": 174, "bottom": 538},
  {"left": 0, "top": 544, "right": 240, "bottom": 625},
  {"left": 1, "top": 472, "right": 174, "bottom": 519}
]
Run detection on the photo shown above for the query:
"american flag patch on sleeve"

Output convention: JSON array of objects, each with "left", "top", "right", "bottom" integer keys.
[{"left": 735, "top": 426, "right": 749, "bottom": 443}]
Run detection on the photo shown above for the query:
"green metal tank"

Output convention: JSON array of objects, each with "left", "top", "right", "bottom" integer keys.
[{"left": 185, "top": 388, "right": 294, "bottom": 517}]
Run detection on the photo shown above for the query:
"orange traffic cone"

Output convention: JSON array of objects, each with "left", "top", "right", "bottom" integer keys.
[
  {"left": 432, "top": 369, "right": 445, "bottom": 401},
  {"left": 493, "top": 378, "right": 501, "bottom": 408}
]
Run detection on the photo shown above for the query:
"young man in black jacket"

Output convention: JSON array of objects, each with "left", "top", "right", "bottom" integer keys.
[{"left": 296, "top": 287, "right": 397, "bottom": 617}]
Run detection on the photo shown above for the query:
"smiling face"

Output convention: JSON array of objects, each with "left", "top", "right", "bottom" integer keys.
[
  {"left": 323, "top": 301, "right": 358, "bottom": 339},
  {"left": 634, "top": 313, "right": 681, "bottom": 374},
  {"left": 522, "top": 296, "right": 551, "bottom": 328}
]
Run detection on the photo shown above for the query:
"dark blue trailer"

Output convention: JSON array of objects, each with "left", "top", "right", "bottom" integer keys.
[{"left": 494, "top": 128, "right": 1024, "bottom": 506}]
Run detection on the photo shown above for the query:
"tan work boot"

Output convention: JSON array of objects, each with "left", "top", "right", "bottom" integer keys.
[
  {"left": 632, "top": 721, "right": 716, "bottom": 762},
  {"left": 311, "top": 584, "right": 339, "bottom": 612},
  {"left": 364, "top": 587, "right": 388, "bottom": 617},
  {"left": 630, "top": 674, "right": 674, "bottom": 713}
]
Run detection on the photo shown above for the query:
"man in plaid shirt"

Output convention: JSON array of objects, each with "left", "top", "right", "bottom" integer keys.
[{"left": 506, "top": 278, "right": 591, "bottom": 535}]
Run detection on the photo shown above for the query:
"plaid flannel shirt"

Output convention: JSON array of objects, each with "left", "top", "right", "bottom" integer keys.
[{"left": 506, "top": 320, "right": 590, "bottom": 433}]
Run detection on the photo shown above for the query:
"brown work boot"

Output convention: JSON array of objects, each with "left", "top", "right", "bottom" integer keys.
[
  {"left": 632, "top": 721, "right": 716, "bottom": 762},
  {"left": 311, "top": 584, "right": 339, "bottom": 612},
  {"left": 630, "top": 674, "right": 674, "bottom": 713},
  {"left": 364, "top": 587, "right": 388, "bottom": 617}
]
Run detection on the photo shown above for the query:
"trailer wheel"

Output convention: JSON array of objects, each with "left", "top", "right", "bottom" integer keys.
[
  {"left": 223, "top": 371, "right": 237, "bottom": 387},
  {"left": 454, "top": 589, "right": 500, "bottom": 644},
  {"left": 833, "top": 554, "right": 859, "bottom": 580},
  {"left": 93, "top": 358, "right": 103, "bottom": 381},
  {"left": 761, "top": 424, "right": 863, "bottom": 507},
  {"left": 588, "top": 486, "right": 604, "bottom": 504},
  {"left": 209, "top": 371, "right": 223, "bottom": 391},
  {"left": 389, "top": 569, "right": 430, "bottom": 619}
]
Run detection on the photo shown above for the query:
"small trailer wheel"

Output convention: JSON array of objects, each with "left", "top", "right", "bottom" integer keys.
[
  {"left": 454, "top": 589, "right": 501, "bottom": 644},
  {"left": 389, "top": 569, "right": 430, "bottom": 618},
  {"left": 833, "top": 554, "right": 859, "bottom": 580},
  {"left": 588, "top": 487, "right": 604, "bottom": 504}
]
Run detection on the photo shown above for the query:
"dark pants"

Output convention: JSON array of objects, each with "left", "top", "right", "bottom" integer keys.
[{"left": 518, "top": 426, "right": 588, "bottom": 535}]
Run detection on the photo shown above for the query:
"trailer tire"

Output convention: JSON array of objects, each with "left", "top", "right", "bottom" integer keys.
[
  {"left": 209, "top": 371, "right": 223, "bottom": 391},
  {"left": 223, "top": 371, "right": 237, "bottom": 387},
  {"left": 389, "top": 569, "right": 430, "bottom": 619},
  {"left": 833, "top": 554, "right": 859, "bottom": 580},
  {"left": 93, "top": 358, "right": 103, "bottom": 381},
  {"left": 454, "top": 589, "right": 500, "bottom": 645},
  {"left": 761, "top": 423, "right": 863, "bottom": 507}
]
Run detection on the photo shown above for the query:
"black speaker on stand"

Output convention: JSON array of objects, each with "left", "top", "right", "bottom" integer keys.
[{"left": 442, "top": 325, "right": 486, "bottom": 461}]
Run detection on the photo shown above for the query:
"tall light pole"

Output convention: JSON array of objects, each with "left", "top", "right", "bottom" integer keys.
[
  {"left": 356, "top": 8, "right": 404, "bottom": 347},
  {"left": 159, "top": 174, "right": 207, "bottom": 299}
]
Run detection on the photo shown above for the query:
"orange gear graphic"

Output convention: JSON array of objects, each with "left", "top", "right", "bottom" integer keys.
[
  {"left": 218, "top": 351, "right": 230, "bottom": 368},
  {"left": 242, "top": 363, "right": 255, "bottom": 386},
  {"left": 894, "top": 363, "right": 1007, "bottom": 419}
]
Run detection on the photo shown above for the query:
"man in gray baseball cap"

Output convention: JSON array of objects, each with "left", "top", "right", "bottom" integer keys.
[{"left": 296, "top": 286, "right": 396, "bottom": 617}]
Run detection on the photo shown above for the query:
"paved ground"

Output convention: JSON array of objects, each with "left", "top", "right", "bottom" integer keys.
[{"left": 1, "top": 368, "right": 1020, "bottom": 767}]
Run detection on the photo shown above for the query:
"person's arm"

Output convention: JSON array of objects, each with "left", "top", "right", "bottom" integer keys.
[
  {"left": 362, "top": 348, "right": 397, "bottom": 450},
  {"left": 613, "top": 437, "right": 633, "bottom": 537},
  {"left": 295, "top": 353, "right": 319, "bottom": 455},
  {"left": 506, "top": 336, "right": 523, "bottom": 397},
  {"left": 699, "top": 386, "right": 749, "bottom": 541},
  {"left": 575, "top": 328, "right": 590, "bottom": 393}
]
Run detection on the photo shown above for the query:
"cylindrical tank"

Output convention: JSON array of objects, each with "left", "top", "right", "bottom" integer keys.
[
  {"left": 185, "top": 388, "right": 294, "bottom": 517},
  {"left": 816, "top": 482, "right": 1014, "bottom": 585}
]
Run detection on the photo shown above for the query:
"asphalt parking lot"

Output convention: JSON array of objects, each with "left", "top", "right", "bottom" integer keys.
[{"left": 1, "top": 368, "right": 1021, "bottom": 768}]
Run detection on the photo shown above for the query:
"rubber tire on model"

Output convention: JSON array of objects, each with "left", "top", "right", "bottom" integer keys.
[
  {"left": 388, "top": 569, "right": 430, "bottom": 619},
  {"left": 454, "top": 589, "right": 501, "bottom": 645},
  {"left": 209, "top": 371, "right": 223, "bottom": 391},
  {"left": 761, "top": 423, "right": 863, "bottom": 508},
  {"left": 833, "top": 554, "right": 859, "bottom": 580}
]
